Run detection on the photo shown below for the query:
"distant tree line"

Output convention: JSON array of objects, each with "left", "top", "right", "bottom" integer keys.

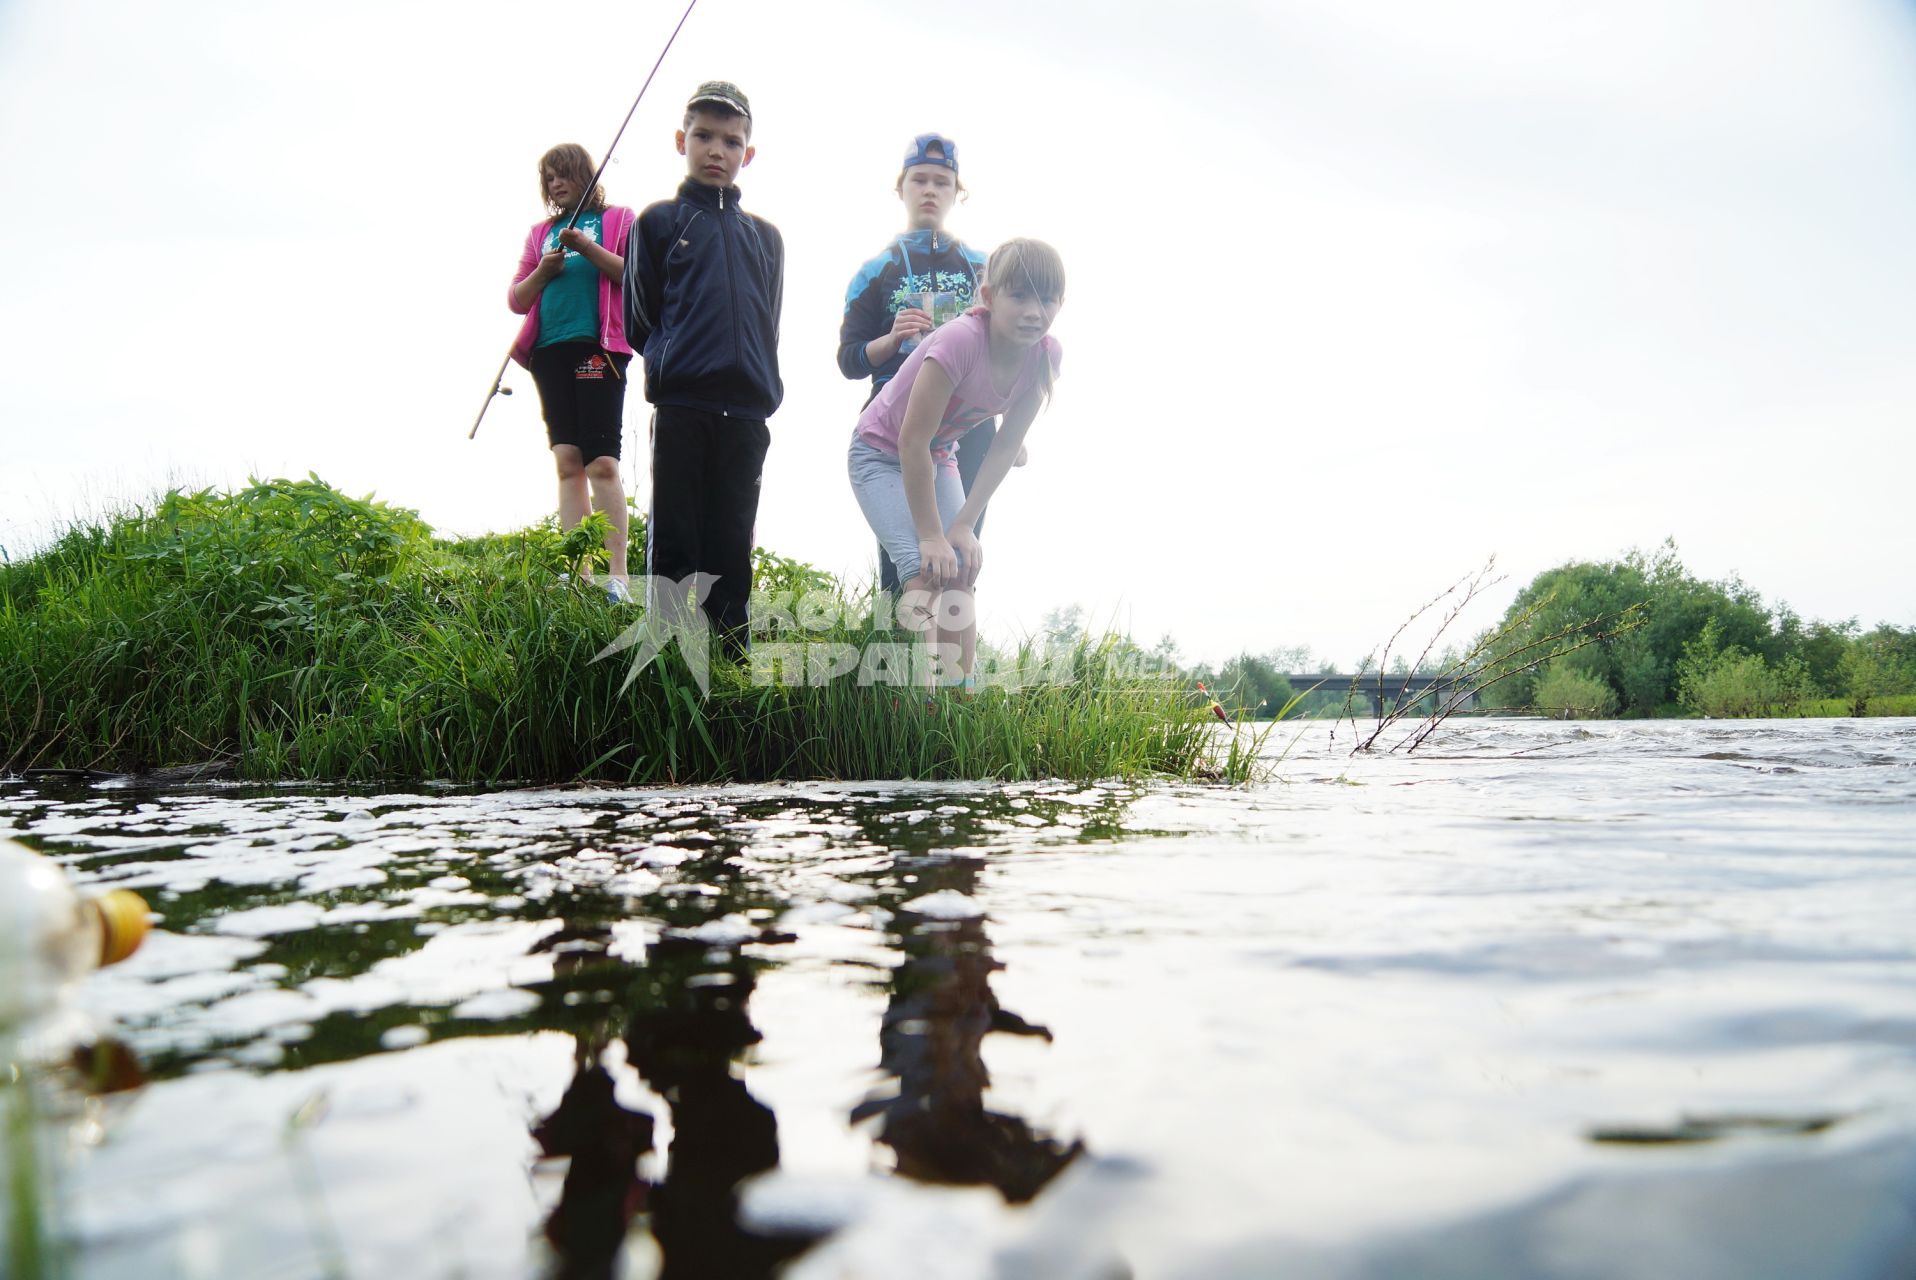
[
  {"left": 1061, "top": 542, "right": 1914, "bottom": 721},
  {"left": 1471, "top": 542, "right": 1913, "bottom": 718}
]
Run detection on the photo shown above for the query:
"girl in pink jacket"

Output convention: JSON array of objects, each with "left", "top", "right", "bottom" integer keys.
[{"left": 508, "top": 143, "right": 636, "bottom": 599}]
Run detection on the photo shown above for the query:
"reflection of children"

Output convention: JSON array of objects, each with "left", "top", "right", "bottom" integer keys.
[
  {"left": 846, "top": 239, "right": 1065, "bottom": 681},
  {"left": 838, "top": 135, "right": 1007, "bottom": 593},
  {"left": 852, "top": 858, "right": 1081, "bottom": 1202},
  {"left": 624, "top": 936, "right": 816, "bottom": 1277},
  {"left": 507, "top": 144, "right": 635, "bottom": 599},
  {"left": 623, "top": 82, "right": 784, "bottom": 660}
]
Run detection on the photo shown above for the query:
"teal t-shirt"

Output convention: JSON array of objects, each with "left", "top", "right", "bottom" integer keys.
[{"left": 534, "top": 211, "right": 604, "bottom": 347}]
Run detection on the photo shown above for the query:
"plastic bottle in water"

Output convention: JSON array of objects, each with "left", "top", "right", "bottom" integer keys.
[
  {"left": 0, "top": 836, "right": 149, "bottom": 1032},
  {"left": 2, "top": 835, "right": 151, "bottom": 1280}
]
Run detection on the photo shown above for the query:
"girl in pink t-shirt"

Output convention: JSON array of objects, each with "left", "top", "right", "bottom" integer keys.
[{"left": 847, "top": 239, "right": 1066, "bottom": 682}]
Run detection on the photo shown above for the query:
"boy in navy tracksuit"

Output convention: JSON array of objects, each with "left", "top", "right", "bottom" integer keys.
[{"left": 623, "top": 81, "right": 784, "bottom": 661}]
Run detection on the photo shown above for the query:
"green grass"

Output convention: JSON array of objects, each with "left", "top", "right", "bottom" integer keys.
[
  {"left": 1784, "top": 695, "right": 1916, "bottom": 719},
  {"left": 3, "top": 1061, "right": 58, "bottom": 1280},
  {"left": 1533, "top": 698, "right": 1915, "bottom": 720},
  {"left": 1, "top": 478, "right": 1254, "bottom": 785}
]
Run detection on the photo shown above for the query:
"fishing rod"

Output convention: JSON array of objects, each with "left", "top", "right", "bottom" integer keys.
[{"left": 469, "top": 0, "right": 700, "bottom": 440}]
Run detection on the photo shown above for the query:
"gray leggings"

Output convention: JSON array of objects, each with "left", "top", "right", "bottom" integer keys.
[{"left": 848, "top": 435, "right": 966, "bottom": 585}]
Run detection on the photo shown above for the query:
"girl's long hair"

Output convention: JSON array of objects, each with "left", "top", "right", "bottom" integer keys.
[
  {"left": 984, "top": 238, "right": 1066, "bottom": 411},
  {"left": 538, "top": 143, "right": 608, "bottom": 218}
]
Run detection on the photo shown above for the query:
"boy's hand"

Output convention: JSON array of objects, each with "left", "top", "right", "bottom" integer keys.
[
  {"left": 946, "top": 526, "right": 983, "bottom": 586},
  {"left": 890, "top": 307, "right": 933, "bottom": 340},
  {"left": 919, "top": 536, "right": 961, "bottom": 589},
  {"left": 1013, "top": 444, "right": 1029, "bottom": 467},
  {"left": 556, "top": 227, "right": 591, "bottom": 253}
]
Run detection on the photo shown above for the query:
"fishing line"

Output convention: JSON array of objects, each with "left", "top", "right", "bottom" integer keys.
[{"left": 468, "top": 0, "right": 701, "bottom": 440}]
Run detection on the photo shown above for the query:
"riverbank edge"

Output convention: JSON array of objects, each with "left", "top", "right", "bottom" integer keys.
[{"left": 1, "top": 479, "right": 1259, "bottom": 786}]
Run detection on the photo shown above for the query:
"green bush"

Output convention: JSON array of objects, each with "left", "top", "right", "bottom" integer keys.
[
  {"left": 1679, "top": 653, "right": 1772, "bottom": 718},
  {"left": 1766, "top": 655, "right": 1816, "bottom": 716},
  {"left": 1533, "top": 662, "right": 1618, "bottom": 719},
  {"left": 1674, "top": 620, "right": 1778, "bottom": 717},
  {"left": 1837, "top": 637, "right": 1915, "bottom": 716}
]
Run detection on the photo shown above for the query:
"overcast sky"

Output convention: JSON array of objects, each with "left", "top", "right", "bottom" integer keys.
[{"left": 3, "top": 0, "right": 1912, "bottom": 666}]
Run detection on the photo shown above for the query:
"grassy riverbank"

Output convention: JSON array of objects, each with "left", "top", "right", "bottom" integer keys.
[
  {"left": 0, "top": 479, "right": 1247, "bottom": 785},
  {"left": 1780, "top": 695, "right": 1916, "bottom": 718}
]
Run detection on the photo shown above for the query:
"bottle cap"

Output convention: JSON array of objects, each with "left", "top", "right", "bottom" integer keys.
[{"left": 91, "top": 890, "right": 151, "bottom": 966}]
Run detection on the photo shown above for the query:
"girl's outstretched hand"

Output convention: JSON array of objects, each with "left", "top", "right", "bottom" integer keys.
[
  {"left": 919, "top": 536, "right": 962, "bottom": 589},
  {"left": 946, "top": 526, "right": 983, "bottom": 587}
]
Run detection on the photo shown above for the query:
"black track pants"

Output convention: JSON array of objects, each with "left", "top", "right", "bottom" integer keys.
[{"left": 646, "top": 406, "right": 771, "bottom": 661}]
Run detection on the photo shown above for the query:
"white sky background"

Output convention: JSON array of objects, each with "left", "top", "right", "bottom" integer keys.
[{"left": 2, "top": 0, "right": 1913, "bottom": 667}]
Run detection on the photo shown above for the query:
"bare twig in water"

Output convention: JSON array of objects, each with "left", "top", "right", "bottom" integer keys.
[
  {"left": 1334, "top": 559, "right": 1646, "bottom": 755},
  {"left": 1329, "top": 559, "right": 1503, "bottom": 752}
]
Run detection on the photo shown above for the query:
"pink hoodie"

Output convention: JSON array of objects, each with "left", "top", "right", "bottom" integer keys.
[{"left": 507, "top": 206, "right": 636, "bottom": 367}]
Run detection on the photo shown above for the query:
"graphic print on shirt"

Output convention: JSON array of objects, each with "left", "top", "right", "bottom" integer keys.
[
  {"left": 890, "top": 269, "right": 978, "bottom": 323},
  {"left": 894, "top": 269, "right": 978, "bottom": 357},
  {"left": 932, "top": 395, "right": 998, "bottom": 454},
  {"left": 542, "top": 218, "right": 603, "bottom": 257}
]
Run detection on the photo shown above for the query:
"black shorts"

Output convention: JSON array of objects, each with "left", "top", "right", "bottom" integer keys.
[{"left": 529, "top": 341, "right": 630, "bottom": 464}]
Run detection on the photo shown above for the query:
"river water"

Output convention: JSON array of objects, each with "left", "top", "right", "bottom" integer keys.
[{"left": 5, "top": 718, "right": 1914, "bottom": 1279}]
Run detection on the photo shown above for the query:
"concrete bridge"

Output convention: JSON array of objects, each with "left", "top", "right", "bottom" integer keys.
[{"left": 1278, "top": 672, "right": 1481, "bottom": 719}]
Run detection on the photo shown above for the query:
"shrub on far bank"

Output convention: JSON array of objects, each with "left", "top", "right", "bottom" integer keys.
[
  {"left": 1534, "top": 661, "right": 1618, "bottom": 719},
  {"left": 1836, "top": 641, "right": 1914, "bottom": 717},
  {"left": 1674, "top": 620, "right": 1818, "bottom": 718}
]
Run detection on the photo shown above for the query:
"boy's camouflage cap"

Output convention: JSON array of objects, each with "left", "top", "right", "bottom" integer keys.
[{"left": 687, "top": 80, "right": 751, "bottom": 120}]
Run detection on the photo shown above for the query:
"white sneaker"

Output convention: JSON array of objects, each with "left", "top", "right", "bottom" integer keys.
[{"left": 604, "top": 577, "right": 631, "bottom": 604}]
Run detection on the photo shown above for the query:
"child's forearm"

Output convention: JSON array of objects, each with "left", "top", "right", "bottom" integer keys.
[
  {"left": 508, "top": 272, "right": 547, "bottom": 312},
  {"left": 900, "top": 446, "right": 945, "bottom": 540},
  {"left": 897, "top": 360, "right": 958, "bottom": 538},
  {"left": 579, "top": 242, "right": 624, "bottom": 281},
  {"left": 953, "top": 434, "right": 1022, "bottom": 530},
  {"left": 953, "top": 400, "right": 1037, "bottom": 530}
]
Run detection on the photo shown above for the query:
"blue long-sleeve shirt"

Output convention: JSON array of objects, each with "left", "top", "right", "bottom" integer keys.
[{"left": 836, "top": 229, "right": 985, "bottom": 402}]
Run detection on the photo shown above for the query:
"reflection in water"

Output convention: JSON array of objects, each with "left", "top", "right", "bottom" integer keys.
[
  {"left": 3, "top": 780, "right": 1145, "bottom": 1275},
  {"left": 530, "top": 919, "right": 821, "bottom": 1279},
  {"left": 529, "top": 924, "right": 653, "bottom": 1280},
  {"left": 521, "top": 801, "right": 1104, "bottom": 1277},
  {"left": 855, "top": 857, "right": 1084, "bottom": 1203},
  {"left": 623, "top": 935, "right": 818, "bottom": 1279},
  {"left": 532, "top": 1056, "right": 652, "bottom": 1279}
]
